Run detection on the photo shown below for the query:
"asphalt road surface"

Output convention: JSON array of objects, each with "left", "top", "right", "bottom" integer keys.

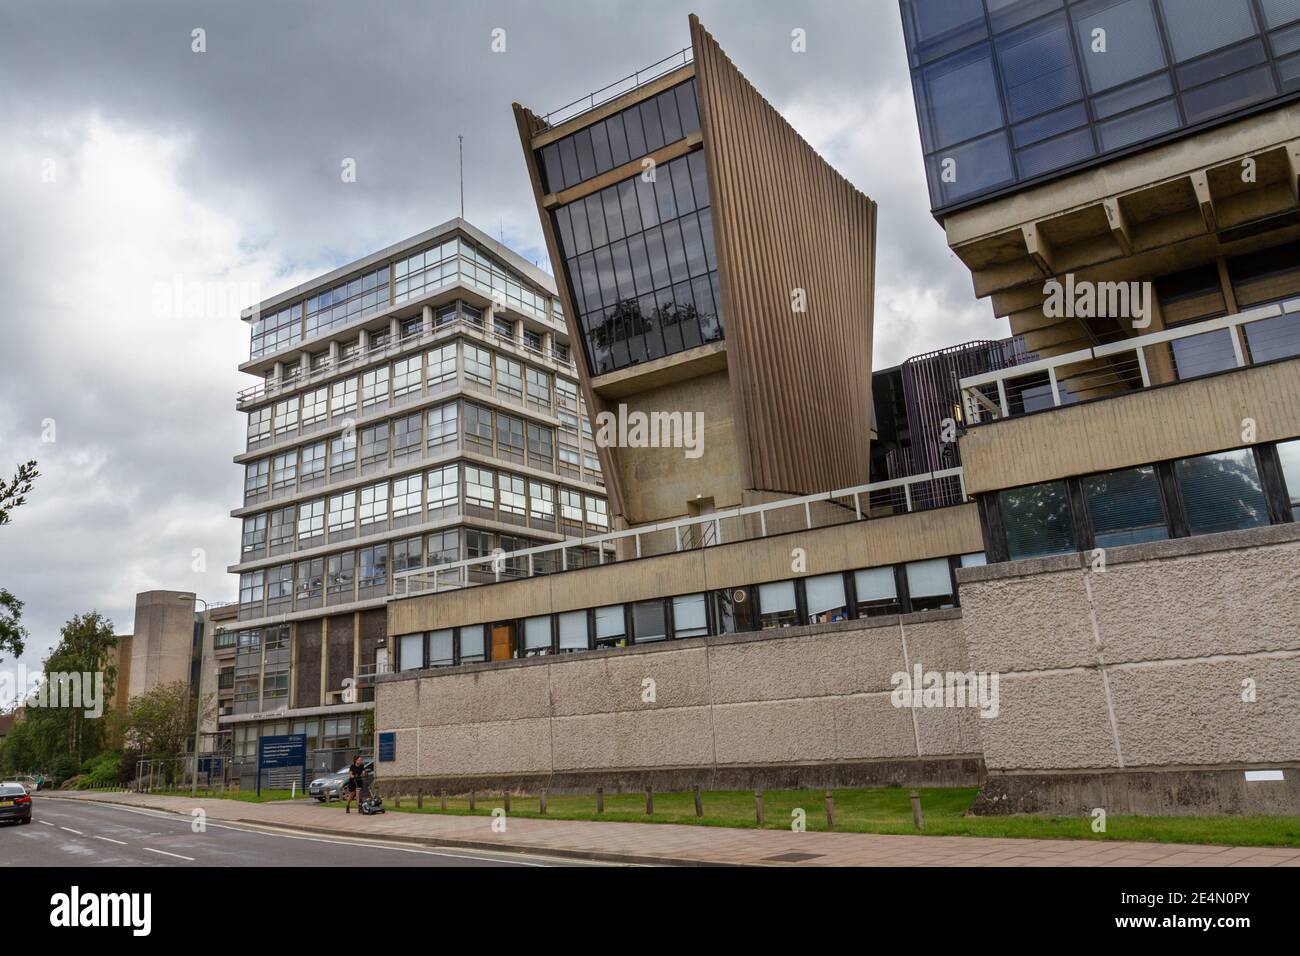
[{"left": 3, "top": 795, "right": 597, "bottom": 867}]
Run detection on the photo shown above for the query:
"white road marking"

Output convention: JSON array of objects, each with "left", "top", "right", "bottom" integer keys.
[
  {"left": 143, "top": 847, "right": 194, "bottom": 861},
  {"left": 93, "top": 835, "right": 128, "bottom": 845},
  {"left": 60, "top": 827, "right": 84, "bottom": 835},
  {"left": 39, "top": 820, "right": 53, "bottom": 826}
]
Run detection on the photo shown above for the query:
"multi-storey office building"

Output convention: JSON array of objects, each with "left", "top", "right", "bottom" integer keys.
[
  {"left": 225, "top": 219, "right": 610, "bottom": 779},
  {"left": 898, "top": 0, "right": 1300, "bottom": 813},
  {"left": 512, "top": 14, "right": 877, "bottom": 530}
]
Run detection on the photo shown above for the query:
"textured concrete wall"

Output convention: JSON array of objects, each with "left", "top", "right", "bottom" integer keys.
[
  {"left": 128, "top": 591, "right": 196, "bottom": 699},
  {"left": 958, "top": 524, "right": 1300, "bottom": 777},
  {"left": 375, "top": 611, "right": 982, "bottom": 789}
]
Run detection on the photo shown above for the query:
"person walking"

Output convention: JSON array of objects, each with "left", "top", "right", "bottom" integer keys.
[{"left": 344, "top": 755, "right": 367, "bottom": 813}]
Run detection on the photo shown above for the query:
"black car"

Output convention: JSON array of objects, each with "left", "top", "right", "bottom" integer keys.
[{"left": 0, "top": 783, "right": 32, "bottom": 825}]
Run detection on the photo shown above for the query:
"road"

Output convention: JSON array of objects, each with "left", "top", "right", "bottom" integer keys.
[{"left": 2, "top": 795, "right": 600, "bottom": 867}]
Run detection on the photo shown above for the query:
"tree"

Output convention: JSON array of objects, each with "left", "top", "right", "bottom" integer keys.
[
  {"left": 0, "top": 460, "right": 39, "bottom": 663},
  {"left": 122, "top": 681, "right": 211, "bottom": 786}
]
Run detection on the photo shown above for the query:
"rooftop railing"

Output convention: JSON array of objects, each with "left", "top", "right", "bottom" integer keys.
[
  {"left": 959, "top": 296, "right": 1300, "bottom": 424},
  {"left": 540, "top": 48, "right": 693, "bottom": 128},
  {"left": 237, "top": 315, "right": 578, "bottom": 408},
  {"left": 392, "top": 467, "right": 967, "bottom": 597}
]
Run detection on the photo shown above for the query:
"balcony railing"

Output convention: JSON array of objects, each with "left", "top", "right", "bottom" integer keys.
[
  {"left": 541, "top": 48, "right": 693, "bottom": 128},
  {"left": 959, "top": 296, "right": 1300, "bottom": 424},
  {"left": 237, "top": 315, "right": 578, "bottom": 408},
  {"left": 393, "top": 467, "right": 967, "bottom": 597}
]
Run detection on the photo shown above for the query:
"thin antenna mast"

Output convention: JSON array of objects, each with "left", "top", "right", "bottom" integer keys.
[{"left": 458, "top": 134, "right": 464, "bottom": 219}]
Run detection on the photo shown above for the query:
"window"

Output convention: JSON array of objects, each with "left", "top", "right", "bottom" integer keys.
[
  {"left": 853, "top": 567, "right": 900, "bottom": 617},
  {"left": 805, "top": 573, "right": 849, "bottom": 624},
  {"left": 273, "top": 398, "right": 298, "bottom": 436},
  {"left": 999, "top": 480, "right": 1076, "bottom": 559},
  {"left": 251, "top": 302, "right": 302, "bottom": 358},
  {"left": 269, "top": 507, "right": 295, "bottom": 551},
  {"left": 632, "top": 600, "right": 668, "bottom": 643},
  {"left": 712, "top": 587, "right": 753, "bottom": 633},
  {"left": 427, "top": 528, "right": 460, "bottom": 566},
  {"left": 398, "top": 633, "right": 424, "bottom": 672},
  {"left": 496, "top": 356, "right": 523, "bottom": 399},
  {"left": 393, "top": 356, "right": 421, "bottom": 398},
  {"left": 560, "top": 489, "right": 584, "bottom": 527},
  {"left": 523, "top": 616, "right": 552, "bottom": 656},
  {"left": 526, "top": 367, "right": 551, "bottom": 411},
  {"left": 239, "top": 572, "right": 263, "bottom": 606},
  {"left": 272, "top": 451, "right": 296, "bottom": 493},
  {"left": 266, "top": 564, "right": 294, "bottom": 601},
  {"left": 1083, "top": 466, "right": 1169, "bottom": 547},
  {"left": 361, "top": 423, "right": 389, "bottom": 468},
  {"left": 498, "top": 414, "right": 525, "bottom": 462},
  {"left": 327, "top": 551, "right": 355, "bottom": 598},
  {"left": 297, "top": 499, "right": 325, "bottom": 542},
  {"left": 392, "top": 536, "right": 423, "bottom": 573},
  {"left": 494, "top": 316, "right": 514, "bottom": 339},
  {"left": 393, "top": 413, "right": 422, "bottom": 460},
  {"left": 459, "top": 625, "right": 487, "bottom": 663},
  {"left": 427, "top": 402, "right": 459, "bottom": 450},
  {"left": 498, "top": 473, "right": 526, "bottom": 519},
  {"left": 464, "top": 402, "right": 494, "bottom": 451},
  {"left": 301, "top": 387, "right": 327, "bottom": 427},
  {"left": 426, "top": 464, "right": 460, "bottom": 517},
  {"left": 392, "top": 474, "right": 422, "bottom": 522},
  {"left": 524, "top": 329, "right": 543, "bottom": 351},
  {"left": 359, "top": 483, "right": 388, "bottom": 528},
  {"left": 906, "top": 559, "right": 956, "bottom": 611},
  {"left": 464, "top": 345, "right": 492, "bottom": 388},
  {"left": 301, "top": 441, "right": 326, "bottom": 484},
  {"left": 359, "top": 545, "right": 388, "bottom": 590},
  {"left": 528, "top": 423, "right": 554, "bottom": 468},
  {"left": 242, "top": 514, "right": 267, "bottom": 555},
  {"left": 960, "top": 552, "right": 988, "bottom": 568},
  {"left": 557, "top": 610, "right": 589, "bottom": 652},
  {"left": 465, "top": 466, "right": 495, "bottom": 513},
  {"left": 247, "top": 406, "right": 271, "bottom": 445},
  {"left": 331, "top": 377, "right": 358, "bottom": 416},
  {"left": 1279, "top": 439, "right": 1300, "bottom": 520},
  {"left": 1175, "top": 449, "right": 1270, "bottom": 535},
  {"left": 362, "top": 366, "right": 389, "bottom": 408},
  {"left": 330, "top": 434, "right": 356, "bottom": 477},
  {"left": 327, "top": 491, "right": 356, "bottom": 538},
  {"left": 245, "top": 459, "right": 270, "bottom": 497},
  {"left": 297, "top": 558, "right": 323, "bottom": 602},
  {"left": 528, "top": 481, "right": 555, "bottom": 525},
  {"left": 426, "top": 344, "right": 456, "bottom": 388},
  {"left": 671, "top": 593, "right": 708, "bottom": 638},
  {"left": 428, "top": 629, "right": 454, "bottom": 667},
  {"left": 757, "top": 581, "right": 798, "bottom": 629},
  {"left": 304, "top": 265, "right": 389, "bottom": 338},
  {"left": 594, "top": 604, "right": 626, "bottom": 647},
  {"left": 585, "top": 496, "right": 608, "bottom": 530}
]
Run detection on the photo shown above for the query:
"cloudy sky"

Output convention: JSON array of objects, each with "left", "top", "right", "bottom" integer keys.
[{"left": 0, "top": 0, "right": 1001, "bottom": 699}]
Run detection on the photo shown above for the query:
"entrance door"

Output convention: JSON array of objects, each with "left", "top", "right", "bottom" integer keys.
[{"left": 490, "top": 622, "right": 517, "bottom": 661}]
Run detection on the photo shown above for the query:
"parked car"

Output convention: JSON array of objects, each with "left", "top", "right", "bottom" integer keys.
[
  {"left": 0, "top": 783, "right": 33, "bottom": 825},
  {"left": 308, "top": 761, "right": 374, "bottom": 801}
]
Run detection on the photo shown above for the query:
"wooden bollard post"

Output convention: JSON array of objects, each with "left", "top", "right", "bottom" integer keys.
[
  {"left": 416, "top": 788, "right": 424, "bottom": 809},
  {"left": 394, "top": 793, "right": 401, "bottom": 808},
  {"left": 503, "top": 790, "right": 510, "bottom": 813},
  {"left": 440, "top": 790, "right": 447, "bottom": 812},
  {"left": 596, "top": 787, "right": 604, "bottom": 813},
  {"left": 693, "top": 784, "right": 703, "bottom": 818},
  {"left": 910, "top": 790, "right": 925, "bottom": 830},
  {"left": 825, "top": 789, "right": 835, "bottom": 829},
  {"left": 754, "top": 789, "right": 765, "bottom": 827},
  {"left": 539, "top": 790, "right": 547, "bottom": 815},
  {"left": 644, "top": 785, "right": 654, "bottom": 815},
  {"left": 469, "top": 790, "right": 476, "bottom": 811}
]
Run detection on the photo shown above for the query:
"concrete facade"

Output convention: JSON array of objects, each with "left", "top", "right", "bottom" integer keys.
[
  {"left": 374, "top": 611, "right": 983, "bottom": 794},
  {"left": 126, "top": 590, "right": 197, "bottom": 700},
  {"left": 957, "top": 523, "right": 1300, "bottom": 815}
]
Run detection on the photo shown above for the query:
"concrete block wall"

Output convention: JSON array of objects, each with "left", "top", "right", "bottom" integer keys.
[
  {"left": 957, "top": 523, "right": 1300, "bottom": 814},
  {"left": 374, "top": 610, "right": 984, "bottom": 793}
]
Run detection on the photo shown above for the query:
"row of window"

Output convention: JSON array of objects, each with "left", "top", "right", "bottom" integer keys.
[
  {"left": 987, "top": 440, "right": 1300, "bottom": 561},
  {"left": 393, "top": 237, "right": 553, "bottom": 320},
  {"left": 902, "top": 0, "right": 1300, "bottom": 209},
  {"left": 247, "top": 336, "right": 586, "bottom": 451},
  {"left": 237, "top": 530, "right": 613, "bottom": 618},
  {"left": 232, "top": 716, "right": 361, "bottom": 760},
  {"left": 241, "top": 464, "right": 610, "bottom": 559},
  {"left": 538, "top": 78, "right": 701, "bottom": 194},
  {"left": 394, "top": 553, "right": 984, "bottom": 670}
]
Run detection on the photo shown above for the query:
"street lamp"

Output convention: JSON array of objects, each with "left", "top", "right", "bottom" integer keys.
[{"left": 180, "top": 594, "right": 209, "bottom": 798}]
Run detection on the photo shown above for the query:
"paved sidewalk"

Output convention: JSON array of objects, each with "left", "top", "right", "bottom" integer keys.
[{"left": 51, "top": 791, "right": 1300, "bottom": 867}]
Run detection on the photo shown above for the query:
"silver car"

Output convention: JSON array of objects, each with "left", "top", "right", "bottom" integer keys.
[{"left": 308, "top": 762, "right": 373, "bottom": 801}]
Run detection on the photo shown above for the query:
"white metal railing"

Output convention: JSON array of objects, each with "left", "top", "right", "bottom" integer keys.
[
  {"left": 960, "top": 296, "right": 1300, "bottom": 424},
  {"left": 237, "top": 315, "right": 578, "bottom": 408},
  {"left": 541, "top": 48, "right": 693, "bottom": 128},
  {"left": 392, "top": 467, "right": 967, "bottom": 597}
]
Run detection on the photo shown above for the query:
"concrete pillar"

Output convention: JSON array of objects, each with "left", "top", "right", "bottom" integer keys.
[{"left": 422, "top": 304, "right": 434, "bottom": 335}]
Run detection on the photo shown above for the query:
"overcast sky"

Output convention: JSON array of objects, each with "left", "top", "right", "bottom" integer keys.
[{"left": 0, "top": 0, "right": 1002, "bottom": 701}]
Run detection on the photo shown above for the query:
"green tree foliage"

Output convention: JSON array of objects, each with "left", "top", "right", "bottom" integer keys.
[
  {"left": 0, "top": 460, "right": 39, "bottom": 663},
  {"left": 122, "top": 681, "right": 211, "bottom": 786}
]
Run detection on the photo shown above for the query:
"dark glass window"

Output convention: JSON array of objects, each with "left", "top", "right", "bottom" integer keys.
[
  {"left": 1000, "top": 480, "right": 1076, "bottom": 559},
  {"left": 1083, "top": 466, "right": 1169, "bottom": 547},
  {"left": 712, "top": 588, "right": 754, "bottom": 633},
  {"left": 1277, "top": 439, "right": 1300, "bottom": 520},
  {"left": 1175, "top": 449, "right": 1270, "bottom": 535},
  {"left": 632, "top": 600, "right": 669, "bottom": 643}
]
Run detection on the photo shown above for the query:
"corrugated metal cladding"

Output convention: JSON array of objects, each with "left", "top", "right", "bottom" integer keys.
[{"left": 690, "top": 14, "right": 877, "bottom": 496}]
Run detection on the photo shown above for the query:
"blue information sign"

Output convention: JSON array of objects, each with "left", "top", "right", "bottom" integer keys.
[
  {"left": 256, "top": 733, "right": 307, "bottom": 796},
  {"left": 378, "top": 732, "right": 396, "bottom": 763}
]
